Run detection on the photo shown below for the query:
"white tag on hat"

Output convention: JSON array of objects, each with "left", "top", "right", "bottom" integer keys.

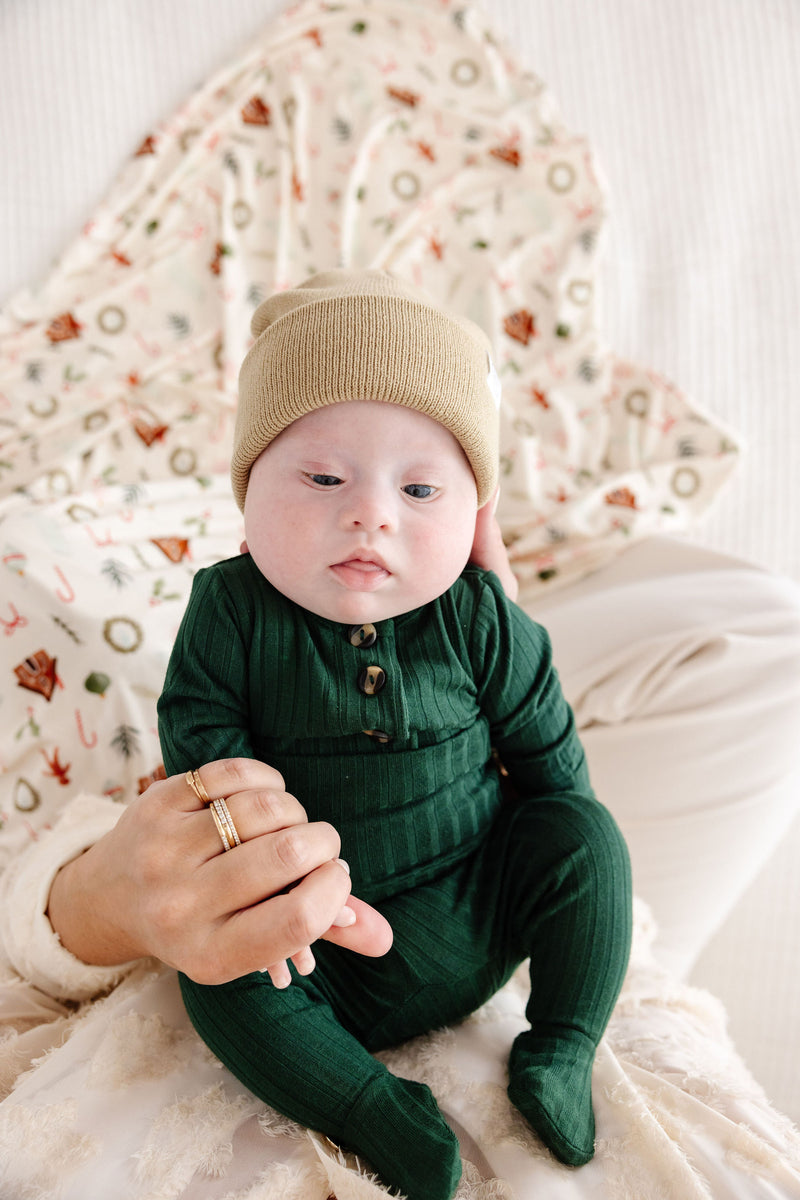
[{"left": 486, "top": 356, "right": 502, "bottom": 410}]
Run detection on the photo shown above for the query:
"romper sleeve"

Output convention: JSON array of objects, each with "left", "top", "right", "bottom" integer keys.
[
  {"left": 157, "top": 561, "right": 257, "bottom": 776},
  {"left": 465, "top": 568, "right": 594, "bottom": 800}
]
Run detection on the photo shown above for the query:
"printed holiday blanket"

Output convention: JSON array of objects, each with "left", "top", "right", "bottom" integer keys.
[{"left": 0, "top": 0, "right": 739, "bottom": 878}]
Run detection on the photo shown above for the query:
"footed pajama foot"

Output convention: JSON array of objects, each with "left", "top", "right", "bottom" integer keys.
[
  {"left": 507, "top": 1029, "right": 596, "bottom": 1166},
  {"left": 340, "top": 1072, "right": 462, "bottom": 1199}
]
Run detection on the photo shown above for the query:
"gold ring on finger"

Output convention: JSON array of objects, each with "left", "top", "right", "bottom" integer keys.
[
  {"left": 186, "top": 768, "right": 211, "bottom": 805},
  {"left": 210, "top": 797, "right": 241, "bottom": 852}
]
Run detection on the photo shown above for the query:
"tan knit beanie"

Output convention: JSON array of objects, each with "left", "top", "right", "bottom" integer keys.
[{"left": 233, "top": 269, "right": 500, "bottom": 509}]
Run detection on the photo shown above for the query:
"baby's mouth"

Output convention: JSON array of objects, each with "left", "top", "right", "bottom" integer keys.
[{"left": 329, "top": 557, "right": 392, "bottom": 590}]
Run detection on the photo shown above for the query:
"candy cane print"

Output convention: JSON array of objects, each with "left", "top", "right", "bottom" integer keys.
[
  {"left": 53, "top": 566, "right": 75, "bottom": 603},
  {"left": 0, "top": 604, "right": 28, "bottom": 635},
  {"left": 75, "top": 708, "right": 98, "bottom": 749}
]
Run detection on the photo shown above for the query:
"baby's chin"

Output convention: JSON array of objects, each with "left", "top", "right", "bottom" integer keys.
[
  {"left": 298, "top": 575, "right": 468, "bottom": 626},
  {"left": 299, "top": 591, "right": 432, "bottom": 626}
]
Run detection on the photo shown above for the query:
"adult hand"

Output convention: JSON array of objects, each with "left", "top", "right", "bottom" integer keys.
[
  {"left": 47, "top": 758, "right": 393, "bottom": 986},
  {"left": 470, "top": 487, "right": 519, "bottom": 602}
]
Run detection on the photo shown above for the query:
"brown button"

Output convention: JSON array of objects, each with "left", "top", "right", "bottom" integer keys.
[
  {"left": 357, "top": 665, "right": 386, "bottom": 695},
  {"left": 349, "top": 623, "right": 377, "bottom": 648},
  {"left": 363, "top": 729, "right": 392, "bottom": 744}
]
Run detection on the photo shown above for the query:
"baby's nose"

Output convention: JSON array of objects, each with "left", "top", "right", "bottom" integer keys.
[{"left": 342, "top": 486, "right": 394, "bottom": 531}]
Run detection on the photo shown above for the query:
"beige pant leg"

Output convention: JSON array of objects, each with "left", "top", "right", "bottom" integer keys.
[{"left": 522, "top": 537, "right": 800, "bottom": 978}]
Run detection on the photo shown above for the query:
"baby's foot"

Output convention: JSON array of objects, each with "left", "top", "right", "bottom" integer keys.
[
  {"left": 507, "top": 1029, "right": 596, "bottom": 1166},
  {"left": 341, "top": 1072, "right": 461, "bottom": 1199}
]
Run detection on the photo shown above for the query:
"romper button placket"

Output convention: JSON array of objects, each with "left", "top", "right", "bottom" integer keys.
[{"left": 348, "top": 625, "right": 391, "bottom": 739}]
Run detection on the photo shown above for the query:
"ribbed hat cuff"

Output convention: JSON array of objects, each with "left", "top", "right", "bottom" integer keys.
[{"left": 233, "top": 292, "right": 499, "bottom": 508}]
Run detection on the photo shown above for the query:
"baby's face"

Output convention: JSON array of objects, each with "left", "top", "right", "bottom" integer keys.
[{"left": 244, "top": 400, "right": 479, "bottom": 624}]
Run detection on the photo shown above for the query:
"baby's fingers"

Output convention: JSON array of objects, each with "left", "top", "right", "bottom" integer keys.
[
  {"left": 262, "top": 961, "right": 292, "bottom": 988},
  {"left": 262, "top": 945, "right": 316, "bottom": 989},
  {"left": 291, "top": 946, "right": 316, "bottom": 976}
]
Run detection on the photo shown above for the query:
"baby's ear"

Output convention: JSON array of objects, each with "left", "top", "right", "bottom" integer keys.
[{"left": 240, "top": 540, "right": 249, "bottom": 555}]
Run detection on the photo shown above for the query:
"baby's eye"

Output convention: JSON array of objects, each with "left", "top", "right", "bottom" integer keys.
[
  {"left": 305, "top": 473, "right": 342, "bottom": 487},
  {"left": 402, "top": 483, "right": 436, "bottom": 500}
]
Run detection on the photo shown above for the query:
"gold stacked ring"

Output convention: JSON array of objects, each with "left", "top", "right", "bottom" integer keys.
[
  {"left": 210, "top": 797, "right": 241, "bottom": 852},
  {"left": 186, "top": 768, "right": 211, "bottom": 805}
]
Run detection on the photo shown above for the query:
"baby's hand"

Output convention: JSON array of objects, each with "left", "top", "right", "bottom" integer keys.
[
  {"left": 262, "top": 902, "right": 358, "bottom": 987},
  {"left": 262, "top": 946, "right": 315, "bottom": 988},
  {"left": 262, "top": 895, "right": 392, "bottom": 986}
]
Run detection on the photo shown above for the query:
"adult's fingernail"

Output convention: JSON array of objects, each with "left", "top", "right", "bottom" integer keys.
[{"left": 335, "top": 857, "right": 350, "bottom": 875}]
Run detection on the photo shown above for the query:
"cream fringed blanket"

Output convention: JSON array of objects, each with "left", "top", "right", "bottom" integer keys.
[
  {"left": 1, "top": 892, "right": 800, "bottom": 1198},
  {"left": 4, "top": 2, "right": 795, "bottom": 1198}
]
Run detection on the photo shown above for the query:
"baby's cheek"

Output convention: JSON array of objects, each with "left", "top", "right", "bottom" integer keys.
[{"left": 419, "top": 527, "right": 473, "bottom": 592}]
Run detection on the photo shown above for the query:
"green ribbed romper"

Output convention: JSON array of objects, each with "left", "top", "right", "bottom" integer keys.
[{"left": 158, "top": 557, "right": 631, "bottom": 1198}]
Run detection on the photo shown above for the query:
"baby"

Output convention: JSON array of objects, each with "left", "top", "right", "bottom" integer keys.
[{"left": 158, "top": 270, "right": 632, "bottom": 1200}]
